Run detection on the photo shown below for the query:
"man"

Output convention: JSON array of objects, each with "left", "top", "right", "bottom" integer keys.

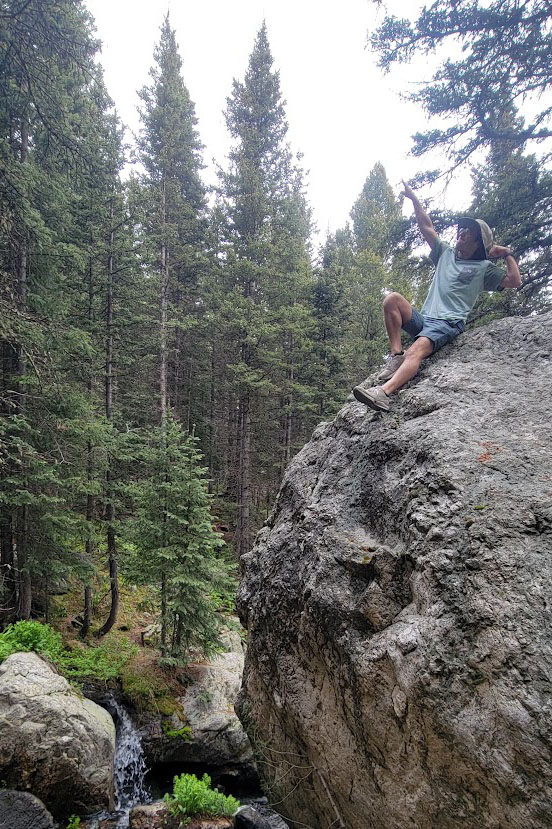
[{"left": 353, "top": 181, "right": 521, "bottom": 412}]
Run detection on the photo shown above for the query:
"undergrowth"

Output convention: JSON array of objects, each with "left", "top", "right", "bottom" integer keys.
[
  {"left": 0, "top": 620, "right": 136, "bottom": 681},
  {"left": 164, "top": 772, "right": 240, "bottom": 822}
]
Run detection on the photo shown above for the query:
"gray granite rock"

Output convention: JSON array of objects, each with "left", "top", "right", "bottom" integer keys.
[
  {"left": 142, "top": 628, "right": 254, "bottom": 777},
  {"left": 0, "top": 790, "right": 55, "bottom": 829},
  {"left": 236, "top": 311, "right": 552, "bottom": 829},
  {"left": 0, "top": 652, "right": 115, "bottom": 818},
  {"left": 234, "top": 805, "right": 271, "bottom": 828}
]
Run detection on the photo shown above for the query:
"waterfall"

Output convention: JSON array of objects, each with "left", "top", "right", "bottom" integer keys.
[
  {"left": 83, "top": 696, "right": 152, "bottom": 829},
  {"left": 111, "top": 698, "right": 152, "bottom": 814}
]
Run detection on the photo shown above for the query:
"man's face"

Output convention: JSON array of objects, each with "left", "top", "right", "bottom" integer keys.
[{"left": 455, "top": 225, "right": 480, "bottom": 259}]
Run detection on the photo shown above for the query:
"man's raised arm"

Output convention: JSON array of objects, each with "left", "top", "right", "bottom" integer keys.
[
  {"left": 401, "top": 180, "right": 438, "bottom": 249},
  {"left": 488, "top": 245, "right": 522, "bottom": 290}
]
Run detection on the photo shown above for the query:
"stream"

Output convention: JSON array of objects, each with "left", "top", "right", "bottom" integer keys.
[
  {"left": 84, "top": 696, "right": 152, "bottom": 829},
  {"left": 84, "top": 696, "right": 288, "bottom": 829}
]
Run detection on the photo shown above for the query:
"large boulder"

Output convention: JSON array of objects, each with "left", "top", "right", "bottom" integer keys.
[
  {"left": 0, "top": 652, "right": 115, "bottom": 818},
  {"left": 236, "top": 311, "right": 552, "bottom": 829}
]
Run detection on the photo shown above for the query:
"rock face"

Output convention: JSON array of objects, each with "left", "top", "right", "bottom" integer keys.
[
  {"left": 236, "top": 312, "right": 552, "bottom": 829},
  {"left": 0, "top": 652, "right": 115, "bottom": 818},
  {"left": 142, "top": 629, "right": 255, "bottom": 776}
]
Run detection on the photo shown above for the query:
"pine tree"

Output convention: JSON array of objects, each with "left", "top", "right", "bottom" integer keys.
[
  {"left": 0, "top": 0, "right": 104, "bottom": 620},
  {"left": 468, "top": 108, "right": 552, "bottom": 318},
  {"left": 219, "top": 23, "right": 313, "bottom": 552},
  {"left": 369, "top": 0, "right": 552, "bottom": 176},
  {"left": 125, "top": 417, "right": 235, "bottom": 659},
  {"left": 136, "top": 14, "right": 213, "bottom": 649},
  {"left": 350, "top": 163, "right": 402, "bottom": 259},
  {"left": 137, "top": 13, "right": 208, "bottom": 428}
]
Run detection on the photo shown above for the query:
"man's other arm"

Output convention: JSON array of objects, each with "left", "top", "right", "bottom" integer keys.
[
  {"left": 401, "top": 180, "right": 439, "bottom": 249},
  {"left": 488, "top": 246, "right": 521, "bottom": 290}
]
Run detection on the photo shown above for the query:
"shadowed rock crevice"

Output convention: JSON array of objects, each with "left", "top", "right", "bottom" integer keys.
[{"left": 236, "top": 312, "right": 552, "bottom": 829}]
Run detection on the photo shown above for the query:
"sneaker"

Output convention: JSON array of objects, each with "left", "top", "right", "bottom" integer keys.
[
  {"left": 352, "top": 385, "right": 391, "bottom": 412},
  {"left": 377, "top": 352, "right": 405, "bottom": 382}
]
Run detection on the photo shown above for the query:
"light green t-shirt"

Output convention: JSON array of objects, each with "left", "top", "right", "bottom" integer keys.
[{"left": 422, "top": 240, "right": 504, "bottom": 322}]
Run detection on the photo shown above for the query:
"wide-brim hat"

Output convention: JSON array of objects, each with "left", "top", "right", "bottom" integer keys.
[{"left": 458, "top": 217, "right": 493, "bottom": 257}]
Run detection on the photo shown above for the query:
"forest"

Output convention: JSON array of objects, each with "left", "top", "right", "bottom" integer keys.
[{"left": 1, "top": 0, "right": 551, "bottom": 663}]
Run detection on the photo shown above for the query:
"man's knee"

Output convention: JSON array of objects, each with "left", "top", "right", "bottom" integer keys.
[
  {"left": 406, "top": 337, "right": 433, "bottom": 359},
  {"left": 383, "top": 292, "right": 406, "bottom": 311}
]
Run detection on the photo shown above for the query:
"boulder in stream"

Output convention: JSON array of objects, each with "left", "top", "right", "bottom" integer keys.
[{"left": 142, "top": 629, "right": 255, "bottom": 780}]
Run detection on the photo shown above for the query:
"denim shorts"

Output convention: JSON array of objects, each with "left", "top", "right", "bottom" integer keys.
[{"left": 402, "top": 307, "right": 465, "bottom": 353}]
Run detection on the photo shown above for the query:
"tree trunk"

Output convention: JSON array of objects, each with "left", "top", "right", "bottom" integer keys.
[
  {"left": 15, "top": 112, "right": 31, "bottom": 619},
  {"left": 159, "top": 177, "right": 169, "bottom": 655},
  {"left": 98, "top": 201, "right": 119, "bottom": 637},
  {"left": 82, "top": 260, "right": 95, "bottom": 639},
  {"left": 160, "top": 569, "right": 168, "bottom": 656},
  {"left": 82, "top": 585, "right": 92, "bottom": 638},
  {"left": 237, "top": 393, "right": 251, "bottom": 558},
  {"left": 236, "top": 282, "right": 252, "bottom": 559},
  {"left": 281, "top": 337, "right": 294, "bottom": 475},
  {"left": 207, "top": 348, "right": 215, "bottom": 493},
  {"left": 1, "top": 344, "right": 17, "bottom": 622},
  {"left": 160, "top": 179, "right": 169, "bottom": 428},
  {"left": 17, "top": 504, "right": 31, "bottom": 620}
]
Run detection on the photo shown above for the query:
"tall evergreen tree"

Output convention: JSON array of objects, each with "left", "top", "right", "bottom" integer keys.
[
  {"left": 468, "top": 109, "right": 552, "bottom": 320},
  {"left": 219, "top": 23, "right": 312, "bottom": 554},
  {"left": 137, "top": 13, "right": 208, "bottom": 428},
  {"left": 0, "top": 0, "right": 103, "bottom": 620},
  {"left": 350, "top": 162, "right": 402, "bottom": 259},
  {"left": 137, "top": 15, "right": 211, "bottom": 650}
]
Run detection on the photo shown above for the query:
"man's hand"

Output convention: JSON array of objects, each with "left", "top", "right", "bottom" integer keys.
[
  {"left": 401, "top": 180, "right": 416, "bottom": 201},
  {"left": 488, "top": 244, "right": 514, "bottom": 259}
]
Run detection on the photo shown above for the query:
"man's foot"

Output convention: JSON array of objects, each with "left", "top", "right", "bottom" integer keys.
[
  {"left": 352, "top": 385, "right": 391, "bottom": 412},
  {"left": 377, "top": 352, "right": 405, "bottom": 382}
]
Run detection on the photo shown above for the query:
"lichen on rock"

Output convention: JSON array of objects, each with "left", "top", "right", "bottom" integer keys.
[{"left": 236, "top": 311, "right": 552, "bottom": 829}]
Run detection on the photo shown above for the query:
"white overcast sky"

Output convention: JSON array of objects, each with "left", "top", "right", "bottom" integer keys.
[{"left": 84, "top": 0, "right": 468, "bottom": 246}]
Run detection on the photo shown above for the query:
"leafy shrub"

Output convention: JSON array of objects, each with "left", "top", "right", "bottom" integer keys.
[
  {"left": 164, "top": 773, "right": 239, "bottom": 821},
  {"left": 66, "top": 816, "right": 81, "bottom": 829},
  {"left": 0, "top": 621, "right": 136, "bottom": 682},
  {"left": 0, "top": 620, "right": 65, "bottom": 663}
]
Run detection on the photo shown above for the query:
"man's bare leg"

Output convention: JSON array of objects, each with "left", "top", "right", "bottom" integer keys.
[
  {"left": 382, "top": 292, "right": 413, "bottom": 354},
  {"left": 381, "top": 337, "right": 433, "bottom": 395}
]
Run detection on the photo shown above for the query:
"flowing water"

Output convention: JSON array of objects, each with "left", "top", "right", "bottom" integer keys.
[
  {"left": 85, "top": 696, "right": 152, "bottom": 829},
  {"left": 84, "top": 697, "right": 289, "bottom": 829}
]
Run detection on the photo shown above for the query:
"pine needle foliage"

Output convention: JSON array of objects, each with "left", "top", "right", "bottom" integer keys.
[{"left": 125, "top": 416, "right": 235, "bottom": 661}]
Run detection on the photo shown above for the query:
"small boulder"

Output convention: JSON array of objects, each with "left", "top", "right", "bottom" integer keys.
[
  {"left": 0, "top": 790, "right": 55, "bottom": 829},
  {"left": 234, "top": 804, "right": 272, "bottom": 828},
  {"left": 0, "top": 652, "right": 115, "bottom": 818}
]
